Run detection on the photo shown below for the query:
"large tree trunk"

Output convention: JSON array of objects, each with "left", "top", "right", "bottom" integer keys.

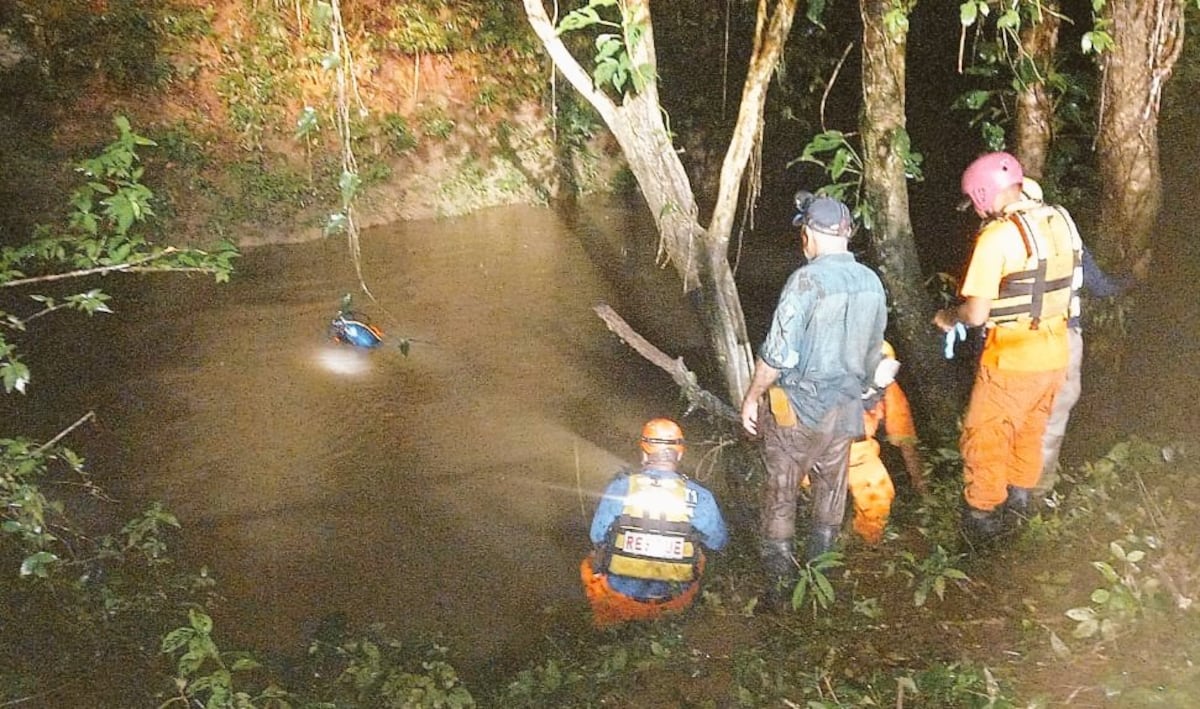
[
  {"left": 524, "top": 0, "right": 798, "bottom": 404},
  {"left": 1013, "top": 2, "right": 1061, "bottom": 178},
  {"left": 1096, "top": 0, "right": 1185, "bottom": 262},
  {"left": 859, "top": 0, "right": 960, "bottom": 444}
]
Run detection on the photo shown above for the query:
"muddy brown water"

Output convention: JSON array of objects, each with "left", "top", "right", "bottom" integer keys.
[{"left": 5, "top": 197, "right": 748, "bottom": 682}]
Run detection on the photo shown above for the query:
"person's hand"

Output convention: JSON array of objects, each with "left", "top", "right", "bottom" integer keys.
[
  {"left": 740, "top": 396, "right": 760, "bottom": 437},
  {"left": 933, "top": 307, "right": 958, "bottom": 333}
]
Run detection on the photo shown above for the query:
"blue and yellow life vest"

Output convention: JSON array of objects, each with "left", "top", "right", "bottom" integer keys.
[
  {"left": 989, "top": 203, "right": 1083, "bottom": 329},
  {"left": 601, "top": 472, "right": 700, "bottom": 583}
]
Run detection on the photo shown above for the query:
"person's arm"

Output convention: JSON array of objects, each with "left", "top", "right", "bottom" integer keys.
[
  {"left": 740, "top": 358, "right": 780, "bottom": 436},
  {"left": 1081, "top": 245, "right": 1149, "bottom": 298},
  {"left": 935, "top": 223, "right": 1008, "bottom": 332},
  {"left": 934, "top": 295, "right": 991, "bottom": 331},
  {"left": 690, "top": 485, "right": 729, "bottom": 551},
  {"left": 589, "top": 475, "right": 629, "bottom": 545}
]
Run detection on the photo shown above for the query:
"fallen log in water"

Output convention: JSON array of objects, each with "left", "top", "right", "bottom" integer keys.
[{"left": 592, "top": 302, "right": 740, "bottom": 424}]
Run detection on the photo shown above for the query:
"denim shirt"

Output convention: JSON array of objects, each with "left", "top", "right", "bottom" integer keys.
[
  {"left": 1072, "top": 246, "right": 1134, "bottom": 330},
  {"left": 760, "top": 252, "right": 887, "bottom": 438}
]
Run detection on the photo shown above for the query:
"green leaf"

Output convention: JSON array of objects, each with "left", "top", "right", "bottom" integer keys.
[
  {"left": 814, "top": 571, "right": 835, "bottom": 603},
  {"left": 1065, "top": 607, "right": 1096, "bottom": 621},
  {"left": 594, "top": 60, "right": 618, "bottom": 90},
  {"left": 325, "top": 212, "right": 348, "bottom": 236},
  {"left": 189, "top": 608, "right": 214, "bottom": 634},
  {"left": 1093, "top": 561, "right": 1119, "bottom": 583},
  {"left": 2, "top": 360, "right": 31, "bottom": 394},
  {"left": 295, "top": 106, "right": 320, "bottom": 140},
  {"left": 1109, "top": 541, "right": 1126, "bottom": 561},
  {"left": 1049, "top": 631, "right": 1072, "bottom": 659},
  {"left": 1073, "top": 617, "right": 1099, "bottom": 638},
  {"left": 230, "top": 656, "right": 261, "bottom": 672},
  {"left": 338, "top": 170, "right": 361, "bottom": 205},
  {"left": 312, "top": 1, "right": 333, "bottom": 32},
  {"left": 1091, "top": 588, "right": 1111, "bottom": 604},
  {"left": 960, "top": 1, "right": 979, "bottom": 26},
  {"left": 806, "top": 0, "right": 826, "bottom": 26},
  {"left": 162, "top": 627, "right": 196, "bottom": 654},
  {"left": 20, "top": 551, "right": 58, "bottom": 577},
  {"left": 997, "top": 9, "right": 1020, "bottom": 30}
]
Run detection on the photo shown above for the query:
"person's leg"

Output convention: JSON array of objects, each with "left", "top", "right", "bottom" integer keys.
[
  {"left": 961, "top": 365, "right": 1015, "bottom": 516},
  {"left": 580, "top": 557, "right": 699, "bottom": 628},
  {"left": 1006, "top": 367, "right": 1066, "bottom": 517},
  {"left": 807, "top": 426, "right": 853, "bottom": 559},
  {"left": 848, "top": 449, "right": 894, "bottom": 544},
  {"left": 759, "top": 413, "right": 817, "bottom": 587},
  {"left": 1036, "top": 327, "right": 1083, "bottom": 497}
]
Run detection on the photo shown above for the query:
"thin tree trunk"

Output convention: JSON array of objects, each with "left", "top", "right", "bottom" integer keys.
[
  {"left": 1096, "top": 0, "right": 1185, "bottom": 261},
  {"left": 1013, "top": 2, "right": 1061, "bottom": 178},
  {"left": 859, "top": 0, "right": 960, "bottom": 444},
  {"left": 525, "top": 0, "right": 798, "bottom": 405}
]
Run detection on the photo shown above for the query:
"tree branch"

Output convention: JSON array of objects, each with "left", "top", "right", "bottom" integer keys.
[
  {"left": 1, "top": 248, "right": 219, "bottom": 288},
  {"left": 34, "top": 411, "right": 96, "bottom": 455},
  {"left": 708, "top": 0, "right": 798, "bottom": 249},
  {"left": 523, "top": 0, "right": 622, "bottom": 127},
  {"left": 593, "top": 302, "right": 739, "bottom": 422}
]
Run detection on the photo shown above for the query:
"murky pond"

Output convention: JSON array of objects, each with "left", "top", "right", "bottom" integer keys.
[{"left": 6, "top": 197, "right": 729, "bottom": 680}]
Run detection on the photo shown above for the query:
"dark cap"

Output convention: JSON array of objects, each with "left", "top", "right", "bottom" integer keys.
[{"left": 792, "top": 191, "right": 853, "bottom": 237}]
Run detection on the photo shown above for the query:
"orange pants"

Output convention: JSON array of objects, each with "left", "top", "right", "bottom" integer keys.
[
  {"left": 961, "top": 364, "right": 1065, "bottom": 511},
  {"left": 579, "top": 556, "right": 701, "bottom": 629},
  {"left": 848, "top": 439, "right": 894, "bottom": 544}
]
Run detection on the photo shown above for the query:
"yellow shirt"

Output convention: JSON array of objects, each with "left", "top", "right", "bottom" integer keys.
[{"left": 960, "top": 204, "right": 1069, "bottom": 372}]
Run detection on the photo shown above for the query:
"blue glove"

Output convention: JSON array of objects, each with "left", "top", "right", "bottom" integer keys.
[{"left": 943, "top": 322, "right": 967, "bottom": 359}]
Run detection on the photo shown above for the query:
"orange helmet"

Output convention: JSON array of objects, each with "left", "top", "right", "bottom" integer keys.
[{"left": 640, "top": 418, "right": 685, "bottom": 458}]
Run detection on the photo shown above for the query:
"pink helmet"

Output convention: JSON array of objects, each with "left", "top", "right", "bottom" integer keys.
[{"left": 961, "top": 152, "right": 1024, "bottom": 214}]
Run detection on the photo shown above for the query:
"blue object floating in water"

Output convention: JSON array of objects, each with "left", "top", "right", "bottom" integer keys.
[{"left": 330, "top": 315, "right": 384, "bottom": 349}]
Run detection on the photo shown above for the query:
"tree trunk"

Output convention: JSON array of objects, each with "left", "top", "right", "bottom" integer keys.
[
  {"left": 1013, "top": 2, "right": 1061, "bottom": 178},
  {"left": 859, "top": 0, "right": 960, "bottom": 444},
  {"left": 1096, "top": 0, "right": 1185, "bottom": 262},
  {"left": 524, "top": 0, "right": 798, "bottom": 405}
]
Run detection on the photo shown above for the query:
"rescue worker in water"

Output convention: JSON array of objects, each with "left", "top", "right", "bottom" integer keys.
[{"left": 580, "top": 418, "right": 729, "bottom": 628}]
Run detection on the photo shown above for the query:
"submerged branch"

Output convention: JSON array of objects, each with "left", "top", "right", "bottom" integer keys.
[{"left": 593, "top": 303, "right": 738, "bottom": 423}]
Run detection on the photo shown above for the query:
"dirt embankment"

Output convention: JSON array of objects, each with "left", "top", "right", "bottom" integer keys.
[{"left": 13, "top": 1, "right": 623, "bottom": 249}]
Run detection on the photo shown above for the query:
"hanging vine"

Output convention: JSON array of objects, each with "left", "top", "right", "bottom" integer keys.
[{"left": 311, "top": 0, "right": 372, "bottom": 299}]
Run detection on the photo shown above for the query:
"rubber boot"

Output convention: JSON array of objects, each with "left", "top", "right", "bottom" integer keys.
[
  {"left": 1005, "top": 485, "right": 1034, "bottom": 519},
  {"left": 962, "top": 505, "right": 1004, "bottom": 542},
  {"left": 805, "top": 523, "right": 840, "bottom": 561},
  {"left": 760, "top": 538, "right": 796, "bottom": 612}
]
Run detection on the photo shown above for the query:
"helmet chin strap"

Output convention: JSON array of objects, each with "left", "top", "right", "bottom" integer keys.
[{"left": 642, "top": 449, "right": 682, "bottom": 465}]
